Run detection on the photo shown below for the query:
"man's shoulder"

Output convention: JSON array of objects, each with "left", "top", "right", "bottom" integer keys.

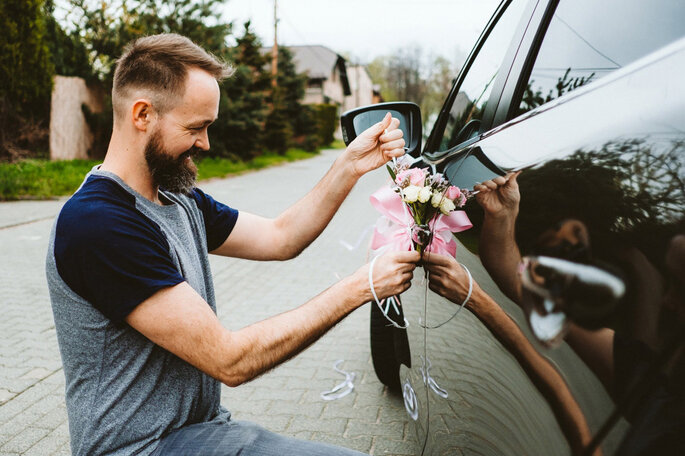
[{"left": 57, "top": 175, "right": 161, "bottom": 244}]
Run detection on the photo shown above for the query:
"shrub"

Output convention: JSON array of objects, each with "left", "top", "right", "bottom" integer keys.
[
  {"left": 313, "top": 104, "right": 338, "bottom": 147},
  {"left": 0, "top": 0, "right": 55, "bottom": 161}
]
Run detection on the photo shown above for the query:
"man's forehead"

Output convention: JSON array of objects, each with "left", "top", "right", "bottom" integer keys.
[{"left": 174, "top": 69, "right": 220, "bottom": 119}]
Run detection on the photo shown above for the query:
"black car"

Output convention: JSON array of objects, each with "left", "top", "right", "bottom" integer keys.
[{"left": 341, "top": 0, "right": 685, "bottom": 454}]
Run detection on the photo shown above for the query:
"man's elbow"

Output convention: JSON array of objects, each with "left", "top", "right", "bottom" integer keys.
[
  {"left": 221, "top": 374, "right": 247, "bottom": 388},
  {"left": 217, "top": 360, "right": 253, "bottom": 387}
]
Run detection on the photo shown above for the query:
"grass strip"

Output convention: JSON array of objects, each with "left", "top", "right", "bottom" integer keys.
[{"left": 0, "top": 148, "right": 322, "bottom": 201}]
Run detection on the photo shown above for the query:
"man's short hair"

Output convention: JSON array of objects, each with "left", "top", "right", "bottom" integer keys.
[{"left": 112, "top": 33, "right": 233, "bottom": 120}]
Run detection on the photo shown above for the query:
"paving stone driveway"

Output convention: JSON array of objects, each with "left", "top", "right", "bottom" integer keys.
[{"left": 0, "top": 149, "right": 418, "bottom": 455}]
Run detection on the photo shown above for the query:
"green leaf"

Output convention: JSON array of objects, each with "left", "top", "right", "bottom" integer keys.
[{"left": 386, "top": 164, "right": 397, "bottom": 181}]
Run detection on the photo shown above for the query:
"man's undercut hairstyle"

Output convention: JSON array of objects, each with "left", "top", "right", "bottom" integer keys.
[{"left": 112, "top": 33, "right": 233, "bottom": 120}]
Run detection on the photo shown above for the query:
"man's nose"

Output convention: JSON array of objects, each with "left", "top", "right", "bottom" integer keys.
[{"left": 196, "top": 130, "right": 210, "bottom": 151}]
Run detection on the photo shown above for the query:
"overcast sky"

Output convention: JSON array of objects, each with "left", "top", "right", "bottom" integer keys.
[{"left": 223, "top": 0, "right": 501, "bottom": 64}]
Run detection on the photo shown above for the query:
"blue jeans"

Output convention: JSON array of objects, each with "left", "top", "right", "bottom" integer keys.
[{"left": 151, "top": 419, "right": 367, "bottom": 456}]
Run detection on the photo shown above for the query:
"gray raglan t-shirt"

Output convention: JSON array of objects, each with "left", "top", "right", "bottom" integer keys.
[{"left": 45, "top": 168, "right": 238, "bottom": 455}]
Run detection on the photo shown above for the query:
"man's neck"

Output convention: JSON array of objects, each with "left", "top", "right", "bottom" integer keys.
[{"left": 101, "top": 131, "right": 162, "bottom": 204}]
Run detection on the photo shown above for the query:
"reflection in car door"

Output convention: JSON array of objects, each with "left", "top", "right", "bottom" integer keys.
[
  {"left": 422, "top": 0, "right": 685, "bottom": 454},
  {"left": 418, "top": 1, "right": 578, "bottom": 454}
]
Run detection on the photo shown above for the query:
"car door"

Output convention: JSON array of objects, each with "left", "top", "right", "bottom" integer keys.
[
  {"left": 422, "top": 0, "right": 685, "bottom": 454},
  {"left": 416, "top": 0, "right": 549, "bottom": 454}
]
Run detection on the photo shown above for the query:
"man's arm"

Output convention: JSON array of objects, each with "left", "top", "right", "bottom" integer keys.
[
  {"left": 474, "top": 172, "right": 523, "bottom": 303},
  {"left": 126, "top": 251, "right": 419, "bottom": 386},
  {"left": 211, "top": 113, "right": 405, "bottom": 260}
]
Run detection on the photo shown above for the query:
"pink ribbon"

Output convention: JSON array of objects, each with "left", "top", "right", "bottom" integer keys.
[{"left": 369, "top": 186, "right": 472, "bottom": 257}]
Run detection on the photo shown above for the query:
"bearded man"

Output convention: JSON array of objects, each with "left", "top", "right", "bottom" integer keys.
[{"left": 46, "top": 34, "right": 418, "bottom": 456}]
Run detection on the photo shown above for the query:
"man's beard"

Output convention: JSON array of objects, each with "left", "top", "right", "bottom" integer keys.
[{"left": 144, "top": 130, "right": 200, "bottom": 195}]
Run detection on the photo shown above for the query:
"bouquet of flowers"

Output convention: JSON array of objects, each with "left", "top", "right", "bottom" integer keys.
[
  {"left": 365, "top": 157, "right": 474, "bottom": 329},
  {"left": 369, "top": 157, "right": 473, "bottom": 258}
]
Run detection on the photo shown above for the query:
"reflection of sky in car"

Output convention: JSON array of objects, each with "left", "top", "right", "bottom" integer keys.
[
  {"left": 438, "top": 0, "right": 529, "bottom": 153},
  {"left": 458, "top": 1, "right": 528, "bottom": 106},
  {"left": 522, "top": 0, "right": 685, "bottom": 111}
]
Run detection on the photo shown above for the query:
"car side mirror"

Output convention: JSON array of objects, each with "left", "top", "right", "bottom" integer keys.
[{"left": 340, "top": 102, "right": 422, "bottom": 157}]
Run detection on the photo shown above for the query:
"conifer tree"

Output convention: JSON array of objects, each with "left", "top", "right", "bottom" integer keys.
[
  {"left": 0, "top": 0, "right": 54, "bottom": 159},
  {"left": 210, "top": 21, "right": 271, "bottom": 159},
  {"left": 275, "top": 47, "right": 319, "bottom": 151}
]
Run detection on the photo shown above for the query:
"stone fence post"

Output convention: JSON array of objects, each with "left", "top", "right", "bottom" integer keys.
[{"left": 49, "top": 75, "right": 103, "bottom": 160}]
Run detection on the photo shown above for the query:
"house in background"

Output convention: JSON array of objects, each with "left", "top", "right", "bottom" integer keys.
[
  {"left": 343, "top": 65, "right": 374, "bottom": 113},
  {"left": 289, "top": 45, "right": 351, "bottom": 107},
  {"left": 264, "top": 45, "right": 380, "bottom": 139}
]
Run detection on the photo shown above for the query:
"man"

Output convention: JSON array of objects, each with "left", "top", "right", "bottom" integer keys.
[{"left": 46, "top": 34, "right": 419, "bottom": 456}]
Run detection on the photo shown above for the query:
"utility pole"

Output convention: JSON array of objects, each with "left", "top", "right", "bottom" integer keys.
[{"left": 271, "top": 0, "right": 278, "bottom": 87}]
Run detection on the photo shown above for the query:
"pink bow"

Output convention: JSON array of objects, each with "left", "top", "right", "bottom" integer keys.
[{"left": 369, "top": 186, "right": 472, "bottom": 257}]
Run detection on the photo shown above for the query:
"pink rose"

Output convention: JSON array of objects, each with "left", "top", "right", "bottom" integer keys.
[
  {"left": 395, "top": 169, "right": 410, "bottom": 185},
  {"left": 445, "top": 185, "right": 461, "bottom": 200},
  {"left": 395, "top": 168, "right": 426, "bottom": 186}
]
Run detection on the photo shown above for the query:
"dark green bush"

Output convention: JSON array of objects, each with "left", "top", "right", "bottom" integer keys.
[
  {"left": 313, "top": 104, "right": 338, "bottom": 147},
  {"left": 0, "top": 0, "right": 55, "bottom": 161}
]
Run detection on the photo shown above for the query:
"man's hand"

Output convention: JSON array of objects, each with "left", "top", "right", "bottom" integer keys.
[
  {"left": 344, "top": 112, "right": 406, "bottom": 178},
  {"left": 424, "top": 253, "right": 481, "bottom": 305},
  {"left": 474, "top": 171, "right": 521, "bottom": 219},
  {"left": 354, "top": 251, "right": 420, "bottom": 302}
]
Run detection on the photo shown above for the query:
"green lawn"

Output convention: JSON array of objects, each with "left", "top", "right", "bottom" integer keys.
[
  {"left": 0, "top": 148, "right": 319, "bottom": 201},
  {"left": 327, "top": 139, "right": 346, "bottom": 150}
]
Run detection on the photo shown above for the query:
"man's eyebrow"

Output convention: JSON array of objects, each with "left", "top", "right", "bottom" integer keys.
[{"left": 188, "top": 118, "right": 217, "bottom": 128}]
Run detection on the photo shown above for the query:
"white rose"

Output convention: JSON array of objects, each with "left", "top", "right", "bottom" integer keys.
[
  {"left": 431, "top": 191, "right": 443, "bottom": 208},
  {"left": 402, "top": 185, "right": 421, "bottom": 203},
  {"left": 439, "top": 198, "right": 456, "bottom": 215},
  {"left": 418, "top": 186, "right": 432, "bottom": 203}
]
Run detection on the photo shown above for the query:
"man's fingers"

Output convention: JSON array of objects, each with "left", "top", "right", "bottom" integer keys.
[
  {"left": 492, "top": 176, "right": 507, "bottom": 186},
  {"left": 380, "top": 128, "right": 403, "bottom": 143},
  {"left": 391, "top": 250, "right": 422, "bottom": 264},
  {"left": 374, "top": 112, "right": 392, "bottom": 136},
  {"left": 422, "top": 252, "right": 454, "bottom": 268},
  {"left": 383, "top": 148, "right": 406, "bottom": 159},
  {"left": 482, "top": 180, "right": 499, "bottom": 190},
  {"left": 380, "top": 138, "right": 406, "bottom": 152},
  {"left": 386, "top": 117, "right": 400, "bottom": 131}
]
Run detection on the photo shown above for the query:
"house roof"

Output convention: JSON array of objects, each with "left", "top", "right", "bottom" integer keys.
[{"left": 262, "top": 45, "right": 351, "bottom": 95}]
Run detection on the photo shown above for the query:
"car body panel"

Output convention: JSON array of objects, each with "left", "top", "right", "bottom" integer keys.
[{"left": 411, "top": 1, "right": 685, "bottom": 455}]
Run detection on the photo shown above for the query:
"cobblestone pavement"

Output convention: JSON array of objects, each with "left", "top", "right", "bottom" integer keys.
[{"left": 0, "top": 149, "right": 418, "bottom": 455}]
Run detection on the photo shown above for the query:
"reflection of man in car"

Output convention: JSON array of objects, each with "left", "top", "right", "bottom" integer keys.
[
  {"left": 422, "top": 172, "right": 599, "bottom": 455},
  {"left": 424, "top": 171, "right": 684, "bottom": 455}
]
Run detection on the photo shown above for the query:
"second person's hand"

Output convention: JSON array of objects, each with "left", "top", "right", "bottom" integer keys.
[
  {"left": 475, "top": 171, "right": 521, "bottom": 219},
  {"left": 423, "top": 253, "right": 481, "bottom": 306}
]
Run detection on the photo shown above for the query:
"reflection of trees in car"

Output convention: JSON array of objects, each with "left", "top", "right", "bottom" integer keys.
[
  {"left": 460, "top": 139, "right": 683, "bottom": 258},
  {"left": 516, "top": 68, "right": 596, "bottom": 117},
  {"left": 439, "top": 71, "right": 498, "bottom": 151},
  {"left": 462, "top": 138, "right": 684, "bottom": 333},
  {"left": 514, "top": 140, "right": 684, "bottom": 263},
  {"left": 440, "top": 100, "right": 484, "bottom": 150}
]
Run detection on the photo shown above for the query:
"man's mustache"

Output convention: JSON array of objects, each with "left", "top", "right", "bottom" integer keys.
[{"left": 179, "top": 147, "right": 201, "bottom": 162}]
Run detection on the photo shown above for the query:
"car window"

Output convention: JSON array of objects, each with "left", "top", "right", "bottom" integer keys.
[
  {"left": 435, "top": 0, "right": 529, "bottom": 152},
  {"left": 514, "top": 0, "right": 685, "bottom": 117}
]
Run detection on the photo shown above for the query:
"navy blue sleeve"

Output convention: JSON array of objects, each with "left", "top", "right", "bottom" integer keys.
[
  {"left": 54, "top": 178, "right": 185, "bottom": 324},
  {"left": 190, "top": 188, "right": 239, "bottom": 251}
]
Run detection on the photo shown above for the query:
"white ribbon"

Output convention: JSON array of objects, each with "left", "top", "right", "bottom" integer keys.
[{"left": 320, "top": 360, "right": 356, "bottom": 401}]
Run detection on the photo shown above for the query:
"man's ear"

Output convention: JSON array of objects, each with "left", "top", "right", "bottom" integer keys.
[{"left": 131, "top": 99, "right": 155, "bottom": 132}]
